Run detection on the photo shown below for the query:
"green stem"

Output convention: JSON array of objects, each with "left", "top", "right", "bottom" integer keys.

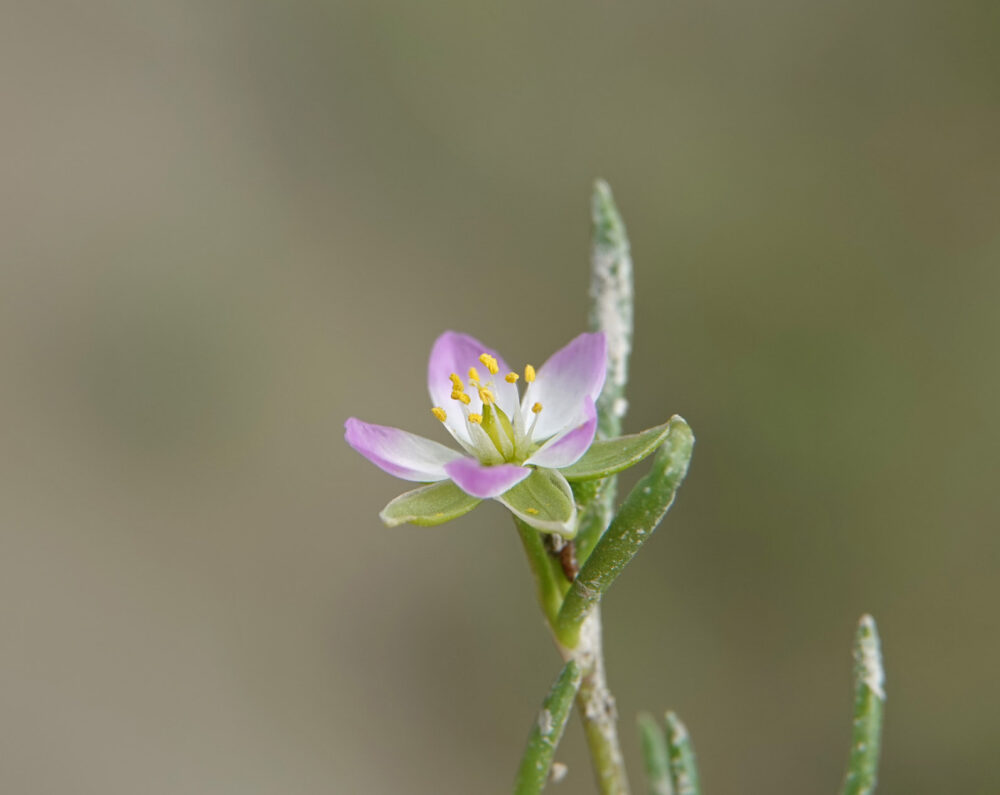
[
  {"left": 840, "top": 615, "right": 885, "bottom": 795},
  {"left": 571, "top": 609, "right": 632, "bottom": 795},
  {"left": 512, "top": 181, "right": 638, "bottom": 794},
  {"left": 515, "top": 519, "right": 566, "bottom": 625}
]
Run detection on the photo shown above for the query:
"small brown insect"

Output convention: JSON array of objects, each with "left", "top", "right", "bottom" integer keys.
[
  {"left": 544, "top": 533, "right": 579, "bottom": 582},
  {"left": 558, "top": 541, "right": 579, "bottom": 582}
]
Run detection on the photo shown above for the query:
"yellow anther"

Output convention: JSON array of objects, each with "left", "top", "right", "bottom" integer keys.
[
  {"left": 468, "top": 413, "right": 483, "bottom": 424},
  {"left": 478, "top": 387, "right": 495, "bottom": 405},
  {"left": 479, "top": 353, "right": 499, "bottom": 375},
  {"left": 468, "top": 366, "right": 481, "bottom": 382},
  {"left": 524, "top": 364, "right": 536, "bottom": 383},
  {"left": 452, "top": 391, "right": 471, "bottom": 405},
  {"left": 449, "top": 373, "right": 464, "bottom": 391},
  {"left": 431, "top": 407, "right": 447, "bottom": 422},
  {"left": 525, "top": 507, "right": 540, "bottom": 515},
  {"left": 505, "top": 372, "right": 519, "bottom": 383},
  {"left": 532, "top": 402, "right": 543, "bottom": 414}
]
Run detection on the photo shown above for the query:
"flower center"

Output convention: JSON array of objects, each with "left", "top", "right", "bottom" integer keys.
[{"left": 430, "top": 352, "right": 545, "bottom": 464}]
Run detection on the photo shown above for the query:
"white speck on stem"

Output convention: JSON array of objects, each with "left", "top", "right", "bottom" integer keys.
[
  {"left": 538, "top": 708, "right": 554, "bottom": 737},
  {"left": 549, "top": 762, "right": 568, "bottom": 783},
  {"left": 858, "top": 614, "right": 885, "bottom": 700}
]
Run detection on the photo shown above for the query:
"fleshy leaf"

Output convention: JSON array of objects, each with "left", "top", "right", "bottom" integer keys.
[
  {"left": 379, "top": 481, "right": 481, "bottom": 527},
  {"left": 840, "top": 614, "right": 885, "bottom": 795},
  {"left": 513, "top": 659, "right": 583, "bottom": 794},
  {"left": 558, "top": 421, "right": 671, "bottom": 481},
  {"left": 665, "top": 712, "right": 701, "bottom": 795},
  {"left": 498, "top": 468, "right": 577, "bottom": 537},
  {"left": 638, "top": 713, "right": 674, "bottom": 795}
]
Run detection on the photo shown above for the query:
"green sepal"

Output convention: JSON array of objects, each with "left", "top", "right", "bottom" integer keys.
[
  {"left": 379, "top": 480, "right": 481, "bottom": 527},
  {"left": 498, "top": 468, "right": 577, "bottom": 537},
  {"left": 559, "top": 421, "right": 672, "bottom": 481}
]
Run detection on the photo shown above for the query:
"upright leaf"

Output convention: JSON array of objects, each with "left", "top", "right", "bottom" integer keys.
[
  {"left": 638, "top": 713, "right": 674, "bottom": 795},
  {"left": 840, "top": 615, "right": 886, "bottom": 795},
  {"left": 578, "top": 180, "right": 635, "bottom": 563},
  {"left": 665, "top": 712, "right": 701, "bottom": 795}
]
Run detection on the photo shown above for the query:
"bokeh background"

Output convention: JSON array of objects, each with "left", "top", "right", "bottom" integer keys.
[{"left": 3, "top": 2, "right": 998, "bottom": 793}]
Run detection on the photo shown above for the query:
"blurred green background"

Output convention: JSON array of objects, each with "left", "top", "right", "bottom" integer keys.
[{"left": 3, "top": 2, "right": 998, "bottom": 793}]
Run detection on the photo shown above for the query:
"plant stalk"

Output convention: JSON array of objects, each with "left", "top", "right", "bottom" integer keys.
[{"left": 562, "top": 609, "right": 631, "bottom": 795}]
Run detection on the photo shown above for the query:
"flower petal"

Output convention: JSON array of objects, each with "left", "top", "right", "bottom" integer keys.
[
  {"left": 428, "top": 331, "right": 520, "bottom": 441},
  {"left": 524, "top": 399, "right": 598, "bottom": 469},
  {"left": 524, "top": 332, "right": 607, "bottom": 440},
  {"left": 345, "top": 418, "right": 464, "bottom": 482},
  {"left": 444, "top": 457, "right": 531, "bottom": 499}
]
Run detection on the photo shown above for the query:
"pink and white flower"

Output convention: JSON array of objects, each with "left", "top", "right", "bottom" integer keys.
[{"left": 345, "top": 331, "right": 607, "bottom": 534}]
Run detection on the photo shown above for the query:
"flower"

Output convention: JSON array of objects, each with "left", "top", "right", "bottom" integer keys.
[{"left": 345, "top": 331, "right": 607, "bottom": 535}]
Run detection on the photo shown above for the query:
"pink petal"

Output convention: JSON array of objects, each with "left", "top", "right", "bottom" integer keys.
[
  {"left": 524, "top": 332, "right": 606, "bottom": 440},
  {"left": 524, "top": 399, "right": 598, "bottom": 469},
  {"left": 444, "top": 457, "right": 531, "bottom": 499},
  {"left": 345, "top": 418, "right": 463, "bottom": 482},
  {"left": 428, "top": 332, "right": 520, "bottom": 439}
]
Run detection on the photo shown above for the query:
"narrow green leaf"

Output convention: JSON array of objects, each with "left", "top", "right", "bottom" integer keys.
[
  {"left": 514, "top": 659, "right": 583, "bottom": 795},
  {"left": 665, "top": 712, "right": 701, "bottom": 795},
  {"left": 576, "top": 180, "right": 634, "bottom": 565},
  {"left": 840, "top": 615, "right": 885, "bottom": 795},
  {"left": 560, "top": 422, "right": 672, "bottom": 481},
  {"left": 379, "top": 481, "right": 480, "bottom": 527},
  {"left": 499, "top": 468, "right": 577, "bottom": 537},
  {"left": 557, "top": 416, "right": 694, "bottom": 647},
  {"left": 589, "top": 179, "right": 633, "bottom": 442},
  {"left": 638, "top": 713, "right": 674, "bottom": 795}
]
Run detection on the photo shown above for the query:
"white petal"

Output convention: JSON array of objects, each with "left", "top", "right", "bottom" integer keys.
[
  {"left": 524, "top": 399, "right": 597, "bottom": 469},
  {"left": 345, "top": 418, "right": 463, "bottom": 482},
  {"left": 428, "top": 331, "right": 519, "bottom": 442},
  {"left": 523, "top": 332, "right": 607, "bottom": 440}
]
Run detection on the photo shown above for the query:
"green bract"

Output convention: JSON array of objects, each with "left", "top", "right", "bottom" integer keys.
[
  {"left": 380, "top": 481, "right": 480, "bottom": 527},
  {"left": 497, "top": 468, "right": 577, "bottom": 536},
  {"left": 559, "top": 421, "right": 673, "bottom": 481}
]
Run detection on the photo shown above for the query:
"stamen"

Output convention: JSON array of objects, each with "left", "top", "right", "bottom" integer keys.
[
  {"left": 479, "top": 353, "right": 499, "bottom": 375},
  {"left": 449, "top": 373, "right": 464, "bottom": 391},
  {"left": 468, "top": 366, "right": 481, "bottom": 382},
  {"left": 431, "top": 407, "right": 447, "bottom": 422},
  {"left": 468, "top": 413, "right": 483, "bottom": 424},
  {"left": 505, "top": 372, "right": 519, "bottom": 383},
  {"left": 478, "top": 387, "right": 495, "bottom": 405},
  {"left": 524, "top": 364, "right": 536, "bottom": 383},
  {"left": 532, "top": 402, "right": 543, "bottom": 414},
  {"left": 452, "top": 391, "right": 471, "bottom": 405}
]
